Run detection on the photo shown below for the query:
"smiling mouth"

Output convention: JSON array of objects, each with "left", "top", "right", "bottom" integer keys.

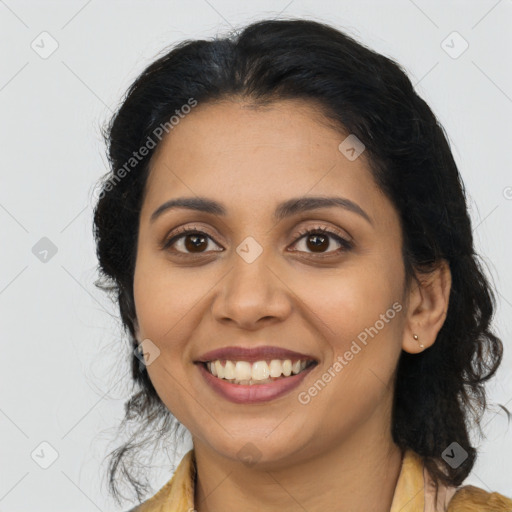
[{"left": 199, "top": 359, "right": 317, "bottom": 385}]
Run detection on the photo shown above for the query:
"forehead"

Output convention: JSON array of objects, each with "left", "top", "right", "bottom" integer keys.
[{"left": 142, "top": 99, "right": 391, "bottom": 225}]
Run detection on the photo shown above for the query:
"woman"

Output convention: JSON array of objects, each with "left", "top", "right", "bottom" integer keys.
[{"left": 93, "top": 18, "right": 512, "bottom": 511}]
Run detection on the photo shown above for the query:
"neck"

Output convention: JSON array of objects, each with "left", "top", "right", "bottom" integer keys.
[{"left": 193, "top": 416, "right": 403, "bottom": 512}]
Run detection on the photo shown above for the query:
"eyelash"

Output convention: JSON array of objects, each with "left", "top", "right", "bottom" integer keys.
[{"left": 161, "top": 225, "right": 353, "bottom": 258}]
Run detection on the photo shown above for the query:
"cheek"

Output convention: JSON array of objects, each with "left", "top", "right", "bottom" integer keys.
[
  {"left": 296, "top": 263, "right": 397, "bottom": 335},
  {"left": 133, "top": 252, "right": 207, "bottom": 341},
  {"left": 133, "top": 257, "right": 200, "bottom": 420},
  {"left": 298, "top": 262, "right": 404, "bottom": 379}
]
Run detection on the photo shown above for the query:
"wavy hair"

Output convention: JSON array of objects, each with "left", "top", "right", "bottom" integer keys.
[{"left": 92, "top": 18, "right": 506, "bottom": 505}]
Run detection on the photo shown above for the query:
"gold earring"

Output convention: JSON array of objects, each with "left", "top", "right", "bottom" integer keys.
[{"left": 413, "top": 334, "right": 424, "bottom": 349}]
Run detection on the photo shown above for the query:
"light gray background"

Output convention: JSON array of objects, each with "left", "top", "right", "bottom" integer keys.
[{"left": 1, "top": 1, "right": 511, "bottom": 510}]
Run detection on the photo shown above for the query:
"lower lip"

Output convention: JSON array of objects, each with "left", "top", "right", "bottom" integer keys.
[{"left": 196, "top": 362, "right": 317, "bottom": 404}]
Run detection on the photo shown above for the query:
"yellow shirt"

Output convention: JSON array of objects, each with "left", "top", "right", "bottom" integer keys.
[{"left": 132, "top": 448, "right": 512, "bottom": 511}]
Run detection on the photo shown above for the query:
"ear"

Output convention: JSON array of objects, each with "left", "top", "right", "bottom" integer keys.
[{"left": 402, "top": 259, "right": 451, "bottom": 354}]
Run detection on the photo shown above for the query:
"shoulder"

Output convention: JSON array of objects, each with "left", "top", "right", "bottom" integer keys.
[{"left": 447, "top": 485, "right": 512, "bottom": 511}]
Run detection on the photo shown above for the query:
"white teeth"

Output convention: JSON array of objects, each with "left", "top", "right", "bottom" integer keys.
[
  {"left": 269, "top": 359, "right": 283, "bottom": 378},
  {"left": 205, "top": 358, "right": 313, "bottom": 384},
  {"left": 214, "top": 360, "right": 224, "bottom": 379},
  {"left": 282, "top": 359, "right": 292, "bottom": 376},
  {"left": 224, "top": 360, "right": 236, "bottom": 380},
  {"left": 251, "top": 361, "right": 270, "bottom": 380},
  {"left": 292, "top": 360, "right": 302, "bottom": 375},
  {"left": 235, "top": 361, "right": 252, "bottom": 381}
]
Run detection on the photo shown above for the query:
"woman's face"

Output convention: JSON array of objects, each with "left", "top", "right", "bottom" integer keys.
[{"left": 133, "top": 98, "right": 410, "bottom": 467}]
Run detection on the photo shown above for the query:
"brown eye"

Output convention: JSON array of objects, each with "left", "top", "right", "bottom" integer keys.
[
  {"left": 290, "top": 227, "right": 353, "bottom": 255},
  {"left": 183, "top": 233, "right": 208, "bottom": 252},
  {"left": 163, "top": 228, "right": 223, "bottom": 255},
  {"left": 304, "top": 233, "right": 329, "bottom": 252}
]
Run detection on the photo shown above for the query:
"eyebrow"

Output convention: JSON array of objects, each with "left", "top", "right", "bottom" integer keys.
[{"left": 150, "top": 196, "right": 373, "bottom": 226}]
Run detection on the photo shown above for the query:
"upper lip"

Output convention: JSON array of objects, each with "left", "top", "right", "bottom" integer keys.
[{"left": 195, "top": 345, "right": 318, "bottom": 363}]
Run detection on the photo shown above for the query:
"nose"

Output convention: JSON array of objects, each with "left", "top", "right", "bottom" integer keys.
[{"left": 210, "top": 252, "right": 293, "bottom": 330}]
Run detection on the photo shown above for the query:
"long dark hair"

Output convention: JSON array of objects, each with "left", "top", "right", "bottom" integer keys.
[{"left": 93, "top": 18, "right": 505, "bottom": 505}]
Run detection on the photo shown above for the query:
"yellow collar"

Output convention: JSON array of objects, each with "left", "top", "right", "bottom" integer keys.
[
  {"left": 137, "top": 449, "right": 195, "bottom": 512},
  {"left": 389, "top": 449, "right": 457, "bottom": 511},
  {"left": 135, "top": 448, "right": 488, "bottom": 512}
]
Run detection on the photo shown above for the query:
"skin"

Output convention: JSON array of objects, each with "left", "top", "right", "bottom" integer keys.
[{"left": 133, "top": 98, "right": 451, "bottom": 512}]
